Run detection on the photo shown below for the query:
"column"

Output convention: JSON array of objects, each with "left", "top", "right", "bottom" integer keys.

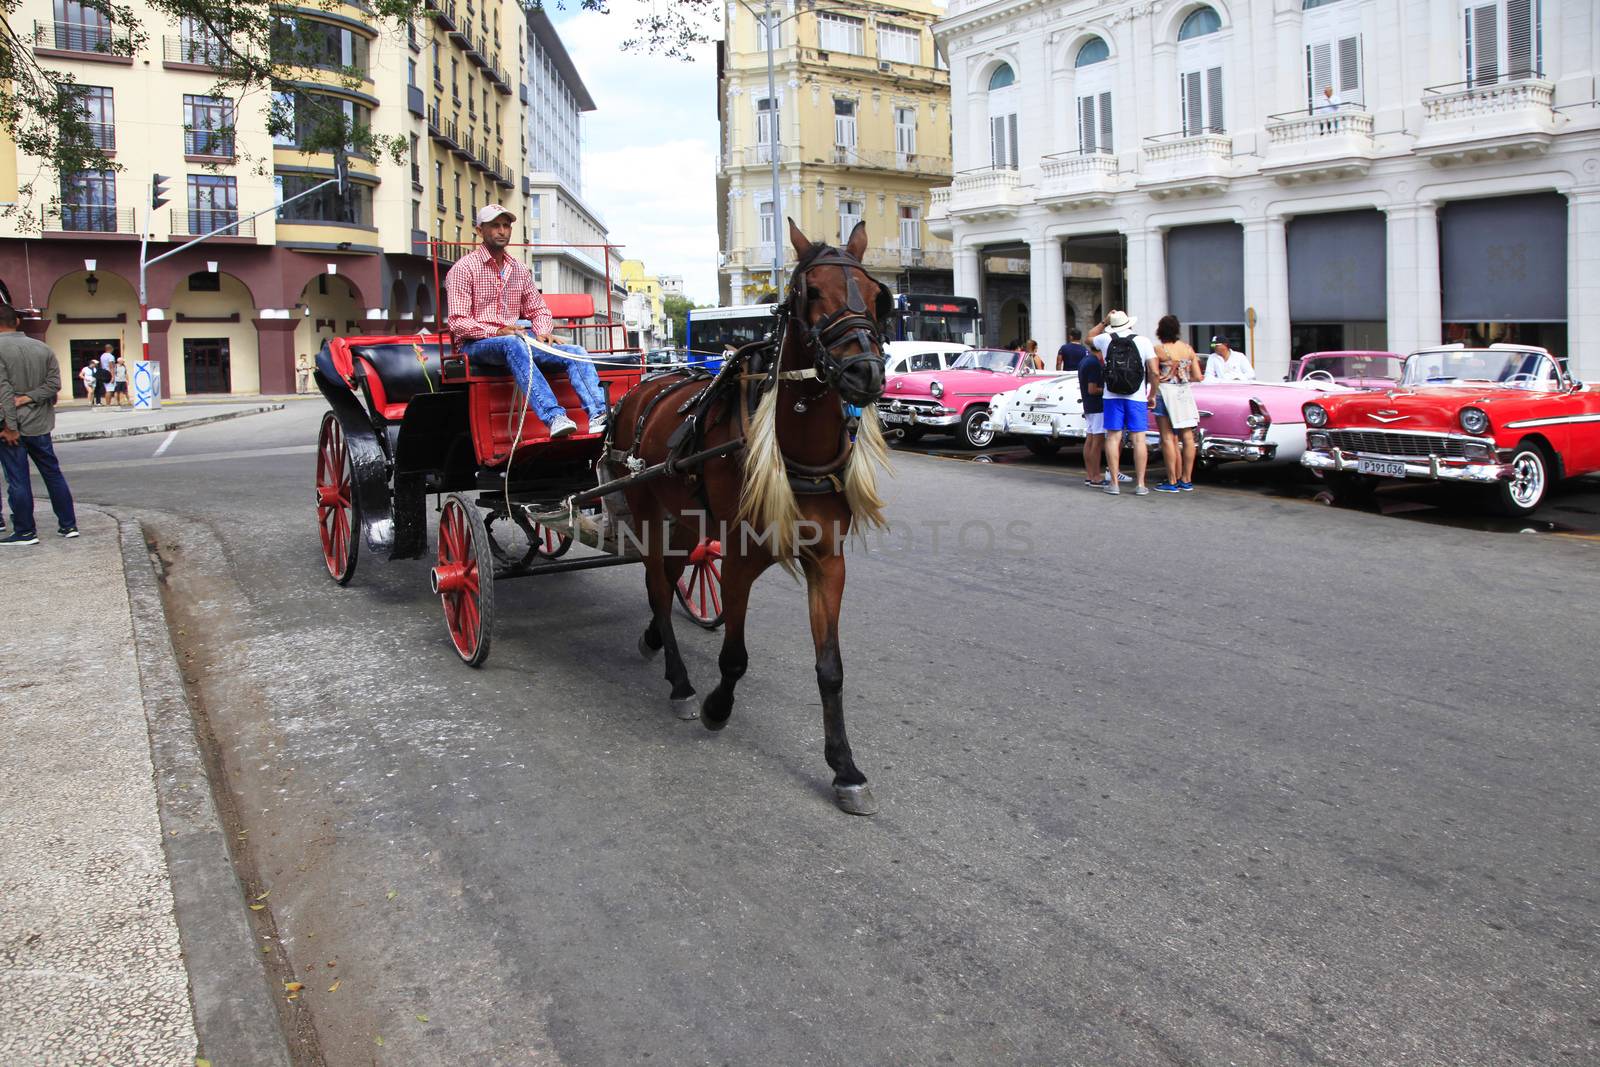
[
  {"left": 1028, "top": 235, "right": 1065, "bottom": 349},
  {"left": 954, "top": 244, "right": 982, "bottom": 301},
  {"left": 254, "top": 318, "right": 300, "bottom": 395},
  {"left": 1567, "top": 187, "right": 1600, "bottom": 380},
  {"left": 1124, "top": 225, "right": 1164, "bottom": 323},
  {"left": 146, "top": 314, "right": 174, "bottom": 399},
  {"left": 1242, "top": 214, "right": 1290, "bottom": 382},
  {"left": 1385, "top": 202, "right": 1440, "bottom": 356}
]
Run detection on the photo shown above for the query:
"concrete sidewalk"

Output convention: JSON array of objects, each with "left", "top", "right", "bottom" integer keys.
[
  {"left": 0, "top": 509, "right": 290, "bottom": 1066},
  {"left": 53, "top": 399, "right": 302, "bottom": 443}
]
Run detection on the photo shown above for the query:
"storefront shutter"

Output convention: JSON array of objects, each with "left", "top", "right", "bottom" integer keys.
[
  {"left": 1287, "top": 210, "right": 1387, "bottom": 322},
  {"left": 1440, "top": 192, "right": 1567, "bottom": 322},
  {"left": 1165, "top": 222, "right": 1244, "bottom": 325}
]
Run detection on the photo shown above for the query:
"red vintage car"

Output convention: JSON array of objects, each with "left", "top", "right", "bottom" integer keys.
[{"left": 1301, "top": 345, "right": 1600, "bottom": 516}]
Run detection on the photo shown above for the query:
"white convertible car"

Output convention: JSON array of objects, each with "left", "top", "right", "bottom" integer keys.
[{"left": 985, "top": 374, "right": 1161, "bottom": 454}]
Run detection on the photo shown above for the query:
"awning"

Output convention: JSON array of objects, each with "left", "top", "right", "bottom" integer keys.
[
  {"left": 1288, "top": 209, "right": 1386, "bottom": 322},
  {"left": 1165, "top": 222, "right": 1243, "bottom": 325},
  {"left": 1440, "top": 193, "right": 1567, "bottom": 323}
]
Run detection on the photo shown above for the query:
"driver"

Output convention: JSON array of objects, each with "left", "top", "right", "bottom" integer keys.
[{"left": 445, "top": 205, "right": 609, "bottom": 438}]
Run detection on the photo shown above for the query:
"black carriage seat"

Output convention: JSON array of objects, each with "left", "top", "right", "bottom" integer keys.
[{"left": 349, "top": 340, "right": 447, "bottom": 422}]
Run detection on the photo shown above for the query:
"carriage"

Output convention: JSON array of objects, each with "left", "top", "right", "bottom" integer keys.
[{"left": 311, "top": 282, "right": 725, "bottom": 667}]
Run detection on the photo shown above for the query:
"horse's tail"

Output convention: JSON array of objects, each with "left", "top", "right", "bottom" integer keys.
[
  {"left": 842, "top": 404, "right": 890, "bottom": 533},
  {"left": 736, "top": 386, "right": 805, "bottom": 567}
]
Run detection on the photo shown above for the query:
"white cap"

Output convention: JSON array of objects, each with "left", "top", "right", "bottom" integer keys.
[{"left": 475, "top": 204, "right": 516, "bottom": 225}]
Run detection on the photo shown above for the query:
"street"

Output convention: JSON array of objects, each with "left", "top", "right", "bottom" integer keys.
[{"left": 50, "top": 402, "right": 1600, "bottom": 1066}]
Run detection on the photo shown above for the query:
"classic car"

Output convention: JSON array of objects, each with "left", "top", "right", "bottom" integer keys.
[
  {"left": 882, "top": 340, "right": 971, "bottom": 377},
  {"left": 984, "top": 372, "right": 1159, "bottom": 455},
  {"left": 1301, "top": 344, "right": 1600, "bottom": 516},
  {"left": 1294, "top": 350, "right": 1404, "bottom": 389},
  {"left": 880, "top": 348, "right": 1063, "bottom": 448},
  {"left": 1193, "top": 379, "right": 1356, "bottom": 467}
]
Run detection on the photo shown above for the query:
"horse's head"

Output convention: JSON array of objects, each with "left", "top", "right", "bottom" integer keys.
[{"left": 785, "top": 219, "right": 888, "bottom": 408}]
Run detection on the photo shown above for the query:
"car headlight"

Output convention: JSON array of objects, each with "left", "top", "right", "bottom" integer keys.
[
  {"left": 1304, "top": 403, "right": 1328, "bottom": 428},
  {"left": 930, "top": 380, "right": 944, "bottom": 399},
  {"left": 1460, "top": 407, "right": 1489, "bottom": 435}
]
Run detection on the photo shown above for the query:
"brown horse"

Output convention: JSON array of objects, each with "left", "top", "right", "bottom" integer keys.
[{"left": 606, "top": 220, "right": 892, "bottom": 814}]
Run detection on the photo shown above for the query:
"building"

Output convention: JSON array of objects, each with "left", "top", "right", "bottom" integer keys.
[
  {"left": 0, "top": 0, "right": 538, "bottom": 396},
  {"left": 930, "top": 0, "right": 1600, "bottom": 378},
  {"left": 658, "top": 274, "right": 686, "bottom": 298},
  {"left": 619, "top": 259, "right": 669, "bottom": 348},
  {"left": 716, "top": 0, "right": 955, "bottom": 305}
]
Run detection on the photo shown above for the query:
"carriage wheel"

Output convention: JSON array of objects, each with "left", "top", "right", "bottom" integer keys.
[
  {"left": 315, "top": 412, "right": 359, "bottom": 585},
  {"left": 674, "top": 538, "right": 724, "bottom": 630},
  {"left": 530, "top": 522, "right": 573, "bottom": 559},
  {"left": 432, "top": 493, "right": 495, "bottom": 667}
]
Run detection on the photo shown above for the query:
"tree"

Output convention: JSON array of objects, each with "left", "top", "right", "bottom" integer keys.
[
  {"left": 662, "top": 293, "right": 695, "bottom": 348},
  {"left": 0, "top": 0, "right": 717, "bottom": 225}
]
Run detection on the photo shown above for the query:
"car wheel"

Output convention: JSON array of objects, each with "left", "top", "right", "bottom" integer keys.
[
  {"left": 1492, "top": 442, "right": 1549, "bottom": 517},
  {"left": 1326, "top": 473, "right": 1378, "bottom": 506},
  {"left": 961, "top": 407, "right": 994, "bottom": 449},
  {"left": 1024, "top": 439, "right": 1062, "bottom": 458}
]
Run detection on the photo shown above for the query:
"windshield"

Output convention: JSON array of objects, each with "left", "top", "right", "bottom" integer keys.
[
  {"left": 1301, "top": 355, "right": 1402, "bottom": 381},
  {"left": 1401, "top": 349, "right": 1561, "bottom": 389},
  {"left": 951, "top": 349, "right": 1021, "bottom": 373},
  {"left": 904, "top": 312, "right": 981, "bottom": 346}
]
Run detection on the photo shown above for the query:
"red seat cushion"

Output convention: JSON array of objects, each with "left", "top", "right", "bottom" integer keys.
[{"left": 544, "top": 293, "right": 595, "bottom": 321}]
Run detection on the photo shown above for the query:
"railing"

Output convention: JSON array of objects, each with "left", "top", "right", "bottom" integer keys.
[
  {"left": 1422, "top": 78, "right": 1554, "bottom": 121},
  {"left": 724, "top": 144, "right": 796, "bottom": 167},
  {"left": 77, "top": 121, "right": 115, "bottom": 152},
  {"left": 43, "top": 205, "right": 135, "bottom": 233},
  {"left": 1142, "top": 132, "right": 1231, "bottom": 164},
  {"left": 825, "top": 146, "right": 952, "bottom": 175},
  {"left": 185, "top": 130, "right": 234, "bottom": 157},
  {"left": 35, "top": 20, "right": 133, "bottom": 56},
  {"left": 860, "top": 247, "right": 952, "bottom": 270},
  {"left": 411, "top": 161, "right": 422, "bottom": 184},
  {"left": 164, "top": 34, "right": 227, "bottom": 66},
  {"left": 929, "top": 186, "right": 950, "bottom": 208},
  {"left": 171, "top": 210, "right": 255, "bottom": 237},
  {"left": 427, "top": 0, "right": 457, "bottom": 28},
  {"left": 1039, "top": 150, "right": 1117, "bottom": 181},
  {"left": 407, "top": 85, "right": 425, "bottom": 117},
  {"left": 1266, "top": 106, "right": 1374, "bottom": 145},
  {"left": 951, "top": 165, "right": 1020, "bottom": 195}
]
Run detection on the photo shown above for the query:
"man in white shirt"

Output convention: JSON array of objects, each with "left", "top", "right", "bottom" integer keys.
[
  {"left": 1204, "top": 337, "right": 1256, "bottom": 382},
  {"left": 1086, "top": 310, "right": 1160, "bottom": 496}
]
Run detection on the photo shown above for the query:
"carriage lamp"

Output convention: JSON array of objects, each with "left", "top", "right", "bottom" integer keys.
[
  {"left": 1304, "top": 403, "right": 1327, "bottom": 428},
  {"left": 1459, "top": 407, "right": 1490, "bottom": 435},
  {"left": 84, "top": 271, "right": 99, "bottom": 296},
  {"left": 930, "top": 379, "right": 944, "bottom": 399}
]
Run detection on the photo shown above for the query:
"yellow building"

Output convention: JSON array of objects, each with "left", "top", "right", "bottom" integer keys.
[
  {"left": 0, "top": 0, "right": 532, "bottom": 396},
  {"left": 715, "top": 0, "right": 953, "bottom": 305}
]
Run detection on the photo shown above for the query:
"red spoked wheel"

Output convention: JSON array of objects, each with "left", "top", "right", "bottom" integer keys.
[
  {"left": 674, "top": 538, "right": 724, "bottom": 630},
  {"left": 432, "top": 493, "right": 495, "bottom": 667},
  {"left": 315, "top": 412, "right": 359, "bottom": 585},
  {"left": 530, "top": 522, "right": 573, "bottom": 559}
]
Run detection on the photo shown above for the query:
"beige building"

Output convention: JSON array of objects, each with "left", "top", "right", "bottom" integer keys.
[{"left": 715, "top": 0, "right": 953, "bottom": 304}]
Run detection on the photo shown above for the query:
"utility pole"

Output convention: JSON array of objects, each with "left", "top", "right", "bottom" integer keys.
[{"left": 763, "top": 0, "right": 781, "bottom": 294}]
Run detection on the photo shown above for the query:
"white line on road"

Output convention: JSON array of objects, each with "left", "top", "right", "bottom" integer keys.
[{"left": 153, "top": 430, "right": 178, "bottom": 457}]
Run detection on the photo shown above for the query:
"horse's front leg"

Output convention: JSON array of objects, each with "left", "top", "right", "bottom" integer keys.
[{"left": 804, "top": 552, "right": 875, "bottom": 815}]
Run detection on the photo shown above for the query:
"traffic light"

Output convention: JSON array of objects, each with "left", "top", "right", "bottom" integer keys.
[{"left": 151, "top": 173, "right": 171, "bottom": 211}]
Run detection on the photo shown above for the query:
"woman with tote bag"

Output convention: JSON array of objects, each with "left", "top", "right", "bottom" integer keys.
[{"left": 1151, "top": 315, "right": 1202, "bottom": 492}]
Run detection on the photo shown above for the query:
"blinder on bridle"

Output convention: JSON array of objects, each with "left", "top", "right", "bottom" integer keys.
[{"left": 782, "top": 244, "right": 890, "bottom": 407}]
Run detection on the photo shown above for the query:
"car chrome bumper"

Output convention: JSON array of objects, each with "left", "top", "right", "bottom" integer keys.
[
  {"left": 984, "top": 411, "right": 1083, "bottom": 438},
  {"left": 880, "top": 407, "right": 959, "bottom": 428},
  {"left": 1201, "top": 435, "right": 1277, "bottom": 462},
  {"left": 1301, "top": 448, "right": 1509, "bottom": 483}
]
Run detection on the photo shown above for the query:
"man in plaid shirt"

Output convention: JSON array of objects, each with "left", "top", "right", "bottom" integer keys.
[{"left": 445, "top": 204, "right": 609, "bottom": 438}]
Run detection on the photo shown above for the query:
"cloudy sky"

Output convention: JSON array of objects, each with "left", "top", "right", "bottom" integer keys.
[{"left": 551, "top": 2, "right": 722, "bottom": 304}]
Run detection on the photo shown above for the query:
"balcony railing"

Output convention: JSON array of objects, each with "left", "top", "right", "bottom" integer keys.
[
  {"left": 824, "top": 146, "right": 952, "bottom": 175},
  {"left": 185, "top": 130, "right": 235, "bottom": 158},
  {"left": 171, "top": 209, "right": 255, "bottom": 237},
  {"left": 1266, "top": 106, "right": 1374, "bottom": 146},
  {"left": 164, "top": 34, "right": 227, "bottom": 67},
  {"left": 1143, "top": 131, "right": 1232, "bottom": 164},
  {"left": 860, "top": 247, "right": 952, "bottom": 270},
  {"left": 44, "top": 205, "right": 135, "bottom": 233},
  {"left": 1039, "top": 149, "right": 1117, "bottom": 181},
  {"left": 78, "top": 121, "right": 115, "bottom": 152},
  {"left": 35, "top": 20, "right": 133, "bottom": 56},
  {"left": 929, "top": 186, "right": 950, "bottom": 209},
  {"left": 1422, "top": 78, "right": 1554, "bottom": 122},
  {"left": 427, "top": 0, "right": 458, "bottom": 29},
  {"left": 951, "top": 165, "right": 1020, "bottom": 196},
  {"left": 724, "top": 144, "right": 796, "bottom": 168}
]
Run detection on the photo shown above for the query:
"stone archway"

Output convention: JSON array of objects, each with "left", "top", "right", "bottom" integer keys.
[
  {"left": 45, "top": 270, "right": 139, "bottom": 401},
  {"left": 168, "top": 271, "right": 257, "bottom": 395},
  {"left": 295, "top": 273, "right": 364, "bottom": 358}
]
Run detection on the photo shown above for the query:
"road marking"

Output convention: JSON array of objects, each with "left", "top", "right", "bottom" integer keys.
[{"left": 153, "top": 430, "right": 178, "bottom": 457}]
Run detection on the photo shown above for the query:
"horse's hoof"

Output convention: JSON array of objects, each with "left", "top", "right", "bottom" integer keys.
[
  {"left": 638, "top": 634, "right": 659, "bottom": 660},
  {"left": 670, "top": 695, "right": 699, "bottom": 720},
  {"left": 834, "top": 783, "right": 878, "bottom": 816}
]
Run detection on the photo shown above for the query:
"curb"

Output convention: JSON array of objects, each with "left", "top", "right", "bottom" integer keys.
[
  {"left": 56, "top": 404, "right": 285, "bottom": 443},
  {"left": 117, "top": 514, "right": 294, "bottom": 1067}
]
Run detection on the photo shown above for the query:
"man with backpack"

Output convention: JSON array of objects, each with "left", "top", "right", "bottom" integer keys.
[{"left": 1086, "top": 310, "right": 1158, "bottom": 496}]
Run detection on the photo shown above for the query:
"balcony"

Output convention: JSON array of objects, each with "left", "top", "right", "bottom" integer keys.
[
  {"left": 407, "top": 85, "right": 425, "bottom": 117},
  {"left": 721, "top": 144, "right": 796, "bottom": 173},
  {"left": 1037, "top": 150, "right": 1118, "bottom": 210},
  {"left": 819, "top": 146, "right": 951, "bottom": 177},
  {"left": 75, "top": 121, "right": 115, "bottom": 153},
  {"left": 33, "top": 20, "right": 133, "bottom": 60},
  {"left": 1261, "top": 107, "right": 1376, "bottom": 184},
  {"left": 927, "top": 186, "right": 952, "bottom": 239},
  {"left": 1137, "top": 131, "right": 1232, "bottom": 199},
  {"left": 184, "top": 130, "right": 235, "bottom": 159},
  {"left": 946, "top": 166, "right": 1024, "bottom": 221},
  {"left": 43, "top": 205, "right": 136, "bottom": 234},
  {"left": 1413, "top": 78, "right": 1556, "bottom": 166},
  {"left": 860, "top": 247, "right": 953, "bottom": 271},
  {"left": 171, "top": 210, "right": 255, "bottom": 239},
  {"left": 163, "top": 34, "right": 227, "bottom": 69},
  {"left": 427, "top": 0, "right": 457, "bottom": 30}
]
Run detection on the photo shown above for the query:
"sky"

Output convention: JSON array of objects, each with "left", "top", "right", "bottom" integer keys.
[{"left": 551, "top": 2, "right": 722, "bottom": 304}]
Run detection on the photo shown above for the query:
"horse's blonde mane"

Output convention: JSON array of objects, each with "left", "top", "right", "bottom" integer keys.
[{"left": 841, "top": 404, "right": 890, "bottom": 533}]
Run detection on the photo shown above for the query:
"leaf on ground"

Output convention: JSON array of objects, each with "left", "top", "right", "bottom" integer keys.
[
  {"left": 196, "top": 1059, "right": 211, "bottom": 1067},
  {"left": 262, "top": 946, "right": 272, "bottom": 953},
  {"left": 327, "top": 959, "right": 337, "bottom": 967},
  {"left": 255, "top": 889, "right": 270, "bottom": 901},
  {"left": 249, "top": 904, "right": 265, "bottom": 911},
  {"left": 386, "top": 890, "right": 398, "bottom": 901},
  {"left": 374, "top": 1036, "right": 384, "bottom": 1046},
  {"left": 416, "top": 1013, "right": 429, "bottom": 1023},
  {"left": 328, "top": 979, "right": 341, "bottom": 993},
  {"left": 284, "top": 982, "right": 304, "bottom": 992}
]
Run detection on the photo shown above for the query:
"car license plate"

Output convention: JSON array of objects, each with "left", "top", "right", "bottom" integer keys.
[
  {"left": 1024, "top": 412, "right": 1052, "bottom": 425},
  {"left": 1357, "top": 458, "right": 1407, "bottom": 479}
]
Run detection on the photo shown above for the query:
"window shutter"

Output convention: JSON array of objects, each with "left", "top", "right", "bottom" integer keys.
[
  {"left": 1337, "top": 35, "right": 1362, "bottom": 98},
  {"left": 1182, "top": 70, "right": 1203, "bottom": 136},
  {"left": 1007, "top": 113, "right": 1018, "bottom": 167},
  {"left": 1467, "top": 4, "right": 1499, "bottom": 86},
  {"left": 1505, "top": 0, "right": 1538, "bottom": 78},
  {"left": 1308, "top": 41, "right": 1333, "bottom": 106},
  {"left": 1078, "top": 95, "right": 1096, "bottom": 153},
  {"left": 991, "top": 115, "right": 1004, "bottom": 167},
  {"left": 1098, "top": 91, "right": 1114, "bottom": 153},
  {"left": 1205, "top": 67, "right": 1224, "bottom": 133}
]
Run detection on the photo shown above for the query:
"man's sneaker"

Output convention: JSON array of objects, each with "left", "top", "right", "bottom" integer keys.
[
  {"left": 1154, "top": 482, "right": 1182, "bottom": 493},
  {"left": 1102, "top": 482, "right": 1121, "bottom": 495},
  {"left": 1177, "top": 481, "right": 1195, "bottom": 492},
  {"left": 59, "top": 527, "right": 80, "bottom": 539},
  {"left": 548, "top": 413, "right": 578, "bottom": 439},
  {"left": 1117, "top": 472, "right": 1134, "bottom": 483},
  {"left": 1134, "top": 485, "right": 1151, "bottom": 496},
  {"left": 1, "top": 531, "right": 40, "bottom": 546},
  {"left": 587, "top": 410, "right": 608, "bottom": 435}
]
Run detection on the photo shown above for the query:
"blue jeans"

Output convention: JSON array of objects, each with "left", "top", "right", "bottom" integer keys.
[
  {"left": 1, "top": 432, "right": 77, "bottom": 535},
  {"left": 463, "top": 336, "right": 606, "bottom": 425}
]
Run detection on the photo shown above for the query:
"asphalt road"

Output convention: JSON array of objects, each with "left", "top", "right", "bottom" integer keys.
[{"left": 53, "top": 402, "right": 1600, "bottom": 1066}]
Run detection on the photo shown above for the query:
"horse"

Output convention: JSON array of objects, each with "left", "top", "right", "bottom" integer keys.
[{"left": 605, "top": 219, "right": 892, "bottom": 815}]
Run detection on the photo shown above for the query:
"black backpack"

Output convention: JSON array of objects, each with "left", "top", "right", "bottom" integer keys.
[{"left": 1103, "top": 333, "right": 1146, "bottom": 395}]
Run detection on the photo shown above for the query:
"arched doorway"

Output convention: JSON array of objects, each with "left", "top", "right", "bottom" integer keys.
[
  {"left": 415, "top": 283, "right": 435, "bottom": 332},
  {"left": 295, "top": 273, "right": 364, "bottom": 359},
  {"left": 45, "top": 269, "right": 138, "bottom": 400},
  {"left": 168, "top": 269, "right": 257, "bottom": 394}
]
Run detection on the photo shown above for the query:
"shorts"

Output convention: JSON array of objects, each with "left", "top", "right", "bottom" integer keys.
[
  {"left": 1084, "top": 412, "right": 1104, "bottom": 435},
  {"left": 1102, "top": 396, "right": 1149, "bottom": 434}
]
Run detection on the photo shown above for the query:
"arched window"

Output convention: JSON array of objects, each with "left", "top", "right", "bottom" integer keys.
[
  {"left": 1178, "top": 6, "right": 1222, "bottom": 40},
  {"left": 987, "top": 63, "right": 1015, "bottom": 90},
  {"left": 987, "top": 63, "right": 1018, "bottom": 167},
  {"left": 1075, "top": 37, "right": 1109, "bottom": 67},
  {"left": 1302, "top": 0, "right": 1347, "bottom": 8}
]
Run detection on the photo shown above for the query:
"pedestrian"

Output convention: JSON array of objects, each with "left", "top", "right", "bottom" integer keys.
[
  {"left": 112, "top": 356, "right": 129, "bottom": 406},
  {"left": 296, "top": 353, "right": 313, "bottom": 394},
  {"left": 1316, "top": 84, "right": 1340, "bottom": 113},
  {"left": 1204, "top": 336, "right": 1255, "bottom": 381},
  {"left": 79, "top": 361, "right": 98, "bottom": 404},
  {"left": 1086, "top": 310, "right": 1159, "bottom": 496},
  {"left": 1151, "top": 315, "right": 1203, "bottom": 493},
  {"left": 1076, "top": 331, "right": 1112, "bottom": 488},
  {"left": 1020, "top": 339, "right": 1042, "bottom": 372},
  {"left": 0, "top": 304, "right": 78, "bottom": 544},
  {"left": 1057, "top": 327, "right": 1088, "bottom": 372}
]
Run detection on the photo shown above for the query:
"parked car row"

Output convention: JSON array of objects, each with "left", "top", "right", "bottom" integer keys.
[{"left": 879, "top": 343, "right": 1598, "bottom": 517}]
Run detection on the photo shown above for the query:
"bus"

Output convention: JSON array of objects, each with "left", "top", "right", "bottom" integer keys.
[
  {"left": 890, "top": 294, "right": 983, "bottom": 346},
  {"left": 685, "top": 303, "right": 779, "bottom": 372}
]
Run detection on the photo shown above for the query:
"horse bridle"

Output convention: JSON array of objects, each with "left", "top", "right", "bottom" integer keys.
[{"left": 774, "top": 245, "right": 891, "bottom": 403}]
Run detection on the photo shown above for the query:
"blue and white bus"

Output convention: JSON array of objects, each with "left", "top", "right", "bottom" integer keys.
[{"left": 685, "top": 303, "right": 779, "bottom": 372}]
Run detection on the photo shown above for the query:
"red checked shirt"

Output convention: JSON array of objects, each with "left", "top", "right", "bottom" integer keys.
[{"left": 444, "top": 246, "right": 553, "bottom": 342}]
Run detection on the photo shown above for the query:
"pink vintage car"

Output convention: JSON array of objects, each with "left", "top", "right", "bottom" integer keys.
[
  {"left": 1194, "top": 380, "right": 1356, "bottom": 466},
  {"left": 879, "top": 348, "right": 1063, "bottom": 448},
  {"left": 1295, "top": 350, "right": 1404, "bottom": 390}
]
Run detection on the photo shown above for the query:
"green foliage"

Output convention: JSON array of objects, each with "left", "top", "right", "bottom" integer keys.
[{"left": 662, "top": 293, "right": 697, "bottom": 346}]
